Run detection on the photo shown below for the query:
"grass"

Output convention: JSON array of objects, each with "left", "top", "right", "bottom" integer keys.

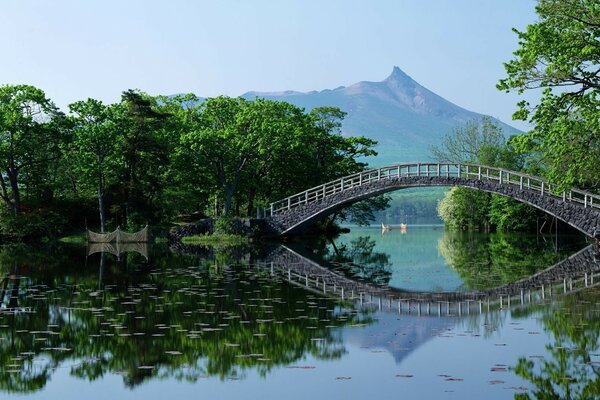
[
  {"left": 181, "top": 233, "right": 248, "bottom": 247},
  {"left": 58, "top": 234, "right": 86, "bottom": 245}
]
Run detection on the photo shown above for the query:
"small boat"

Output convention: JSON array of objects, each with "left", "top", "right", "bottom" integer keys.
[{"left": 381, "top": 222, "right": 408, "bottom": 232}]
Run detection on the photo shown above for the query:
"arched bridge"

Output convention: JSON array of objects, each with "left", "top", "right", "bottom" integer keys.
[{"left": 266, "top": 163, "right": 600, "bottom": 237}]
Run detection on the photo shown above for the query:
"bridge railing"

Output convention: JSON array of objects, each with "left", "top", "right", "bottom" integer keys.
[{"left": 268, "top": 163, "right": 600, "bottom": 216}]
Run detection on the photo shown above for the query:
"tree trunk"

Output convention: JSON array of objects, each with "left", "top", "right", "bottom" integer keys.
[
  {"left": 98, "top": 176, "right": 106, "bottom": 233},
  {"left": 246, "top": 186, "right": 257, "bottom": 217},
  {"left": 223, "top": 186, "right": 235, "bottom": 215},
  {"left": 98, "top": 252, "right": 105, "bottom": 291},
  {"left": 8, "top": 262, "right": 19, "bottom": 309},
  {"left": 8, "top": 169, "right": 20, "bottom": 216}
]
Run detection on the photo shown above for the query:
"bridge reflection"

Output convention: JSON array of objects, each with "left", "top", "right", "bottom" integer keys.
[{"left": 264, "top": 244, "right": 600, "bottom": 317}]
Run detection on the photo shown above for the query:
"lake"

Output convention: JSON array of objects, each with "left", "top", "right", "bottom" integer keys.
[{"left": 0, "top": 227, "right": 598, "bottom": 399}]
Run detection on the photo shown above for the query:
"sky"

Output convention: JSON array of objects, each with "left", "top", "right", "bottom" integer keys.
[{"left": 0, "top": 0, "right": 538, "bottom": 130}]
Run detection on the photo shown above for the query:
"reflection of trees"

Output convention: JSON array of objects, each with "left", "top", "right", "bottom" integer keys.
[
  {"left": 0, "top": 244, "right": 368, "bottom": 393},
  {"left": 438, "top": 231, "right": 581, "bottom": 290},
  {"left": 321, "top": 236, "right": 392, "bottom": 285},
  {"left": 513, "top": 289, "right": 600, "bottom": 399}
]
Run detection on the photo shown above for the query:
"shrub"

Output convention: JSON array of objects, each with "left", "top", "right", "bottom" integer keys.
[
  {"left": 215, "top": 215, "right": 236, "bottom": 234},
  {"left": 0, "top": 207, "right": 68, "bottom": 241}
]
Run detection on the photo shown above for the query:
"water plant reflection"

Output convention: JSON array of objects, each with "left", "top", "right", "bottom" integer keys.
[
  {"left": 512, "top": 288, "right": 600, "bottom": 399},
  {"left": 438, "top": 231, "right": 584, "bottom": 290},
  {"left": 316, "top": 236, "right": 392, "bottom": 285},
  {"left": 0, "top": 244, "right": 369, "bottom": 393}
]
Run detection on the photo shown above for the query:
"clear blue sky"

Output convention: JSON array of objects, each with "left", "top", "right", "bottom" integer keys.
[{"left": 0, "top": 0, "right": 538, "bottom": 130}]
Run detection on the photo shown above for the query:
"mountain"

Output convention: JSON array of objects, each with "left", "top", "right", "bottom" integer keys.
[{"left": 242, "top": 66, "right": 520, "bottom": 165}]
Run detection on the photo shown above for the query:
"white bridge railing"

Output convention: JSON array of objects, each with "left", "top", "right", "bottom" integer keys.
[{"left": 268, "top": 163, "right": 600, "bottom": 216}]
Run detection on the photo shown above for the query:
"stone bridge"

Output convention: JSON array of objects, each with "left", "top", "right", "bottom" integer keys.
[{"left": 265, "top": 163, "right": 600, "bottom": 237}]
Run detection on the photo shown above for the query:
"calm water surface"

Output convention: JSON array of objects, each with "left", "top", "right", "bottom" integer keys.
[
  {"left": 0, "top": 228, "right": 598, "bottom": 399},
  {"left": 321, "top": 226, "right": 585, "bottom": 291}
]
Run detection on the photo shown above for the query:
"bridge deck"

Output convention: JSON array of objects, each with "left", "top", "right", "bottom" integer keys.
[{"left": 266, "top": 163, "right": 600, "bottom": 237}]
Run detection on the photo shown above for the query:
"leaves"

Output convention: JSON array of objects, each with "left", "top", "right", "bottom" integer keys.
[
  {"left": 498, "top": 0, "right": 600, "bottom": 191},
  {"left": 0, "top": 85, "right": 65, "bottom": 214}
]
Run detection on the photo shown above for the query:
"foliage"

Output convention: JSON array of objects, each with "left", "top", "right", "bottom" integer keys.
[
  {"left": 58, "top": 234, "right": 86, "bottom": 244},
  {"left": 432, "top": 117, "right": 544, "bottom": 231},
  {"left": 170, "top": 96, "right": 381, "bottom": 221},
  {"left": 430, "top": 116, "right": 505, "bottom": 163},
  {"left": 0, "top": 84, "right": 383, "bottom": 240},
  {"left": 488, "top": 194, "right": 538, "bottom": 231},
  {"left": 437, "top": 187, "right": 491, "bottom": 230},
  {"left": 118, "top": 90, "right": 171, "bottom": 228},
  {"left": 498, "top": 0, "right": 600, "bottom": 190},
  {"left": 317, "top": 236, "right": 392, "bottom": 285},
  {"left": 67, "top": 99, "right": 121, "bottom": 232},
  {"left": 329, "top": 195, "right": 391, "bottom": 227},
  {"left": 0, "top": 207, "right": 67, "bottom": 241},
  {"left": 374, "top": 188, "right": 444, "bottom": 224},
  {"left": 214, "top": 214, "right": 236, "bottom": 234},
  {"left": 0, "top": 84, "right": 66, "bottom": 215},
  {"left": 181, "top": 233, "right": 248, "bottom": 247}
]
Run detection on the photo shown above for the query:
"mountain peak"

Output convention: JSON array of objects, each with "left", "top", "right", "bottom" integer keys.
[{"left": 385, "top": 66, "right": 415, "bottom": 84}]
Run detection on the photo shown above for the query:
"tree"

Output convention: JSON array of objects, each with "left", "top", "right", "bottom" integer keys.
[
  {"left": 236, "top": 99, "right": 312, "bottom": 215},
  {"left": 119, "top": 90, "right": 170, "bottom": 227},
  {"left": 0, "top": 85, "right": 65, "bottom": 215},
  {"left": 432, "top": 117, "right": 542, "bottom": 231},
  {"left": 179, "top": 96, "right": 256, "bottom": 215},
  {"left": 68, "top": 99, "right": 121, "bottom": 232},
  {"left": 437, "top": 187, "right": 491, "bottom": 230},
  {"left": 323, "top": 236, "right": 392, "bottom": 285},
  {"left": 432, "top": 117, "right": 501, "bottom": 230},
  {"left": 430, "top": 116, "right": 505, "bottom": 163},
  {"left": 497, "top": 0, "right": 600, "bottom": 190},
  {"left": 177, "top": 97, "right": 382, "bottom": 219}
]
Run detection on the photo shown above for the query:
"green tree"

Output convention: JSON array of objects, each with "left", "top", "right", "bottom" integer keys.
[
  {"left": 176, "top": 97, "right": 382, "bottom": 221},
  {"left": 236, "top": 98, "right": 312, "bottom": 215},
  {"left": 68, "top": 99, "right": 121, "bottom": 232},
  {"left": 179, "top": 96, "right": 255, "bottom": 215},
  {"left": 157, "top": 94, "right": 214, "bottom": 219},
  {"left": 432, "top": 117, "right": 499, "bottom": 230},
  {"left": 437, "top": 187, "right": 491, "bottom": 230},
  {"left": 498, "top": 0, "right": 600, "bottom": 190},
  {"left": 430, "top": 116, "right": 505, "bottom": 163},
  {"left": 432, "top": 117, "right": 542, "bottom": 231},
  {"left": 119, "top": 90, "right": 170, "bottom": 227},
  {"left": 307, "top": 107, "right": 387, "bottom": 227},
  {"left": 0, "top": 85, "right": 65, "bottom": 215}
]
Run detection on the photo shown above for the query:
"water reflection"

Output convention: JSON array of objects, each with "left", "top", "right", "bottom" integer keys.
[
  {"left": 0, "top": 230, "right": 596, "bottom": 398},
  {"left": 0, "top": 244, "right": 369, "bottom": 393},
  {"left": 323, "top": 227, "right": 587, "bottom": 292},
  {"left": 512, "top": 288, "right": 600, "bottom": 399},
  {"left": 87, "top": 241, "right": 149, "bottom": 260},
  {"left": 320, "top": 236, "right": 392, "bottom": 285}
]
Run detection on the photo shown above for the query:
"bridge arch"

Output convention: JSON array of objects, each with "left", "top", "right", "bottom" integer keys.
[{"left": 266, "top": 163, "right": 600, "bottom": 237}]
